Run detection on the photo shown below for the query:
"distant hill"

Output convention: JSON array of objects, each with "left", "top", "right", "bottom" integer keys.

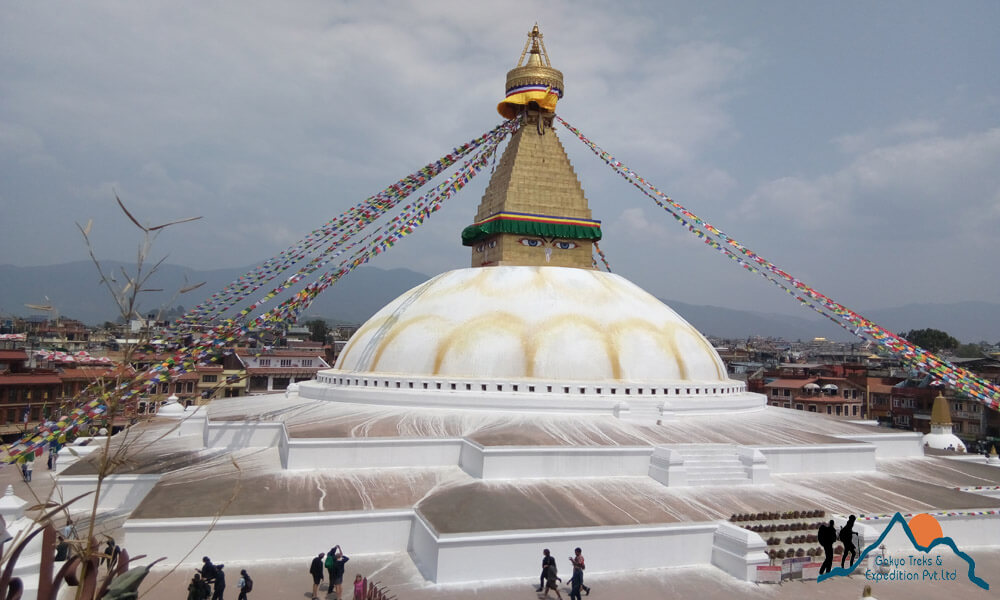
[
  {"left": 2, "top": 261, "right": 997, "bottom": 342},
  {"left": 0, "top": 261, "right": 429, "bottom": 327},
  {"left": 660, "top": 298, "right": 857, "bottom": 342}
]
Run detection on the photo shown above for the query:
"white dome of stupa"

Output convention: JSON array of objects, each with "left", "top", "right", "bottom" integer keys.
[
  {"left": 302, "top": 266, "right": 764, "bottom": 419},
  {"left": 336, "top": 266, "right": 725, "bottom": 381}
]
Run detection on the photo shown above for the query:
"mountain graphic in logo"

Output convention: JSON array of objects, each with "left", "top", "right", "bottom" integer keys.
[{"left": 818, "top": 512, "right": 989, "bottom": 590}]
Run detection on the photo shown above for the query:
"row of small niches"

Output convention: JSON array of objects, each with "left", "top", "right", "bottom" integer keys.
[{"left": 318, "top": 375, "right": 745, "bottom": 397}]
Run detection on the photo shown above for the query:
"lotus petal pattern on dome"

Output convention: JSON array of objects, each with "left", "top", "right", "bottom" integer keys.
[{"left": 335, "top": 266, "right": 728, "bottom": 383}]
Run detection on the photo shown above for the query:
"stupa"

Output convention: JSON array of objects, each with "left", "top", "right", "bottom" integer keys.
[
  {"left": 922, "top": 393, "right": 966, "bottom": 452},
  {"left": 321, "top": 24, "right": 763, "bottom": 420},
  {"left": 43, "top": 25, "right": 1000, "bottom": 596}
]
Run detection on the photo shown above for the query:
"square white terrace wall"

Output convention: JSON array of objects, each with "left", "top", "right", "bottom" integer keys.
[
  {"left": 286, "top": 438, "right": 464, "bottom": 471},
  {"left": 123, "top": 509, "right": 413, "bottom": 565},
  {"left": 204, "top": 422, "right": 285, "bottom": 451},
  {"left": 754, "top": 443, "right": 876, "bottom": 474},
  {"left": 833, "top": 432, "right": 924, "bottom": 458},
  {"left": 426, "top": 522, "right": 719, "bottom": 584},
  {"left": 460, "top": 442, "right": 653, "bottom": 479},
  {"left": 56, "top": 474, "right": 161, "bottom": 514}
]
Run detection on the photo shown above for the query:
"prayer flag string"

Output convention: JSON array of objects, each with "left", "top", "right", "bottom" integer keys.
[
  {"left": 4, "top": 120, "right": 518, "bottom": 461},
  {"left": 556, "top": 115, "right": 1000, "bottom": 412}
]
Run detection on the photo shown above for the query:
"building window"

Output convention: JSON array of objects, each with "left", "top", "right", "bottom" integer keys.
[
  {"left": 280, "top": 359, "right": 292, "bottom": 367},
  {"left": 203, "top": 375, "right": 218, "bottom": 383},
  {"left": 303, "top": 359, "right": 313, "bottom": 367},
  {"left": 259, "top": 359, "right": 271, "bottom": 367}
]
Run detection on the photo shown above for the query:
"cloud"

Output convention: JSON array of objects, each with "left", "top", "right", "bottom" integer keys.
[
  {"left": 833, "top": 119, "right": 941, "bottom": 154},
  {"left": 739, "top": 127, "right": 1000, "bottom": 242}
]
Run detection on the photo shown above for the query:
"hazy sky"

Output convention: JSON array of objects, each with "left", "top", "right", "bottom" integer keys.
[{"left": 2, "top": 1, "right": 998, "bottom": 317}]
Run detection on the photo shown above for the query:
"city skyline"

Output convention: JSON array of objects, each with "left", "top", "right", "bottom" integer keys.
[{"left": 2, "top": 2, "right": 999, "bottom": 317}]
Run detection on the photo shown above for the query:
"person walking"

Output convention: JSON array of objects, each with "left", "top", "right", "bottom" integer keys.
[
  {"left": 24, "top": 458, "right": 32, "bottom": 483},
  {"left": 568, "top": 556, "right": 584, "bottom": 600},
  {"left": 570, "top": 548, "right": 590, "bottom": 595},
  {"left": 211, "top": 564, "right": 226, "bottom": 600},
  {"left": 818, "top": 520, "right": 836, "bottom": 575},
  {"left": 310, "top": 552, "right": 325, "bottom": 600},
  {"left": 536, "top": 548, "right": 556, "bottom": 592},
  {"left": 840, "top": 515, "right": 858, "bottom": 569},
  {"left": 329, "top": 545, "right": 350, "bottom": 599},
  {"left": 542, "top": 561, "right": 562, "bottom": 599},
  {"left": 237, "top": 569, "right": 251, "bottom": 600}
]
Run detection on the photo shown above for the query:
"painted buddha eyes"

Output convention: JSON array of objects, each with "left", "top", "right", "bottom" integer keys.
[{"left": 519, "top": 238, "right": 577, "bottom": 249}]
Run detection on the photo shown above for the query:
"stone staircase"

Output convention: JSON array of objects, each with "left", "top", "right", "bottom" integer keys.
[{"left": 674, "top": 445, "right": 753, "bottom": 486}]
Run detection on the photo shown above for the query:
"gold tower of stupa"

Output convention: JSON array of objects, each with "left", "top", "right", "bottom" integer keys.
[{"left": 461, "top": 25, "right": 601, "bottom": 269}]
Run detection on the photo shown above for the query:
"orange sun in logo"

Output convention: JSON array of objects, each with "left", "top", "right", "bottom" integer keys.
[{"left": 908, "top": 513, "right": 944, "bottom": 547}]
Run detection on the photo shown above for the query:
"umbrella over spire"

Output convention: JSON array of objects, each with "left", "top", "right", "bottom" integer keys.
[{"left": 497, "top": 24, "right": 565, "bottom": 120}]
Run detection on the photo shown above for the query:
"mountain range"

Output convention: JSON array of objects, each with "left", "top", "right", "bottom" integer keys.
[{"left": 1, "top": 261, "right": 997, "bottom": 343}]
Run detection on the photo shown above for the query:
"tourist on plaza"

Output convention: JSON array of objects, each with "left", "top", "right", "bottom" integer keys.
[
  {"left": 54, "top": 535, "right": 69, "bottom": 561},
  {"left": 201, "top": 557, "right": 218, "bottom": 583},
  {"left": 353, "top": 574, "right": 364, "bottom": 600},
  {"left": 568, "top": 555, "right": 584, "bottom": 600},
  {"left": 570, "top": 548, "right": 590, "bottom": 595},
  {"left": 22, "top": 457, "right": 32, "bottom": 482},
  {"left": 542, "top": 561, "right": 562, "bottom": 599},
  {"left": 536, "top": 548, "right": 556, "bottom": 592},
  {"left": 237, "top": 569, "right": 251, "bottom": 600},
  {"left": 61, "top": 518, "right": 75, "bottom": 539},
  {"left": 211, "top": 563, "right": 226, "bottom": 600},
  {"left": 818, "top": 520, "right": 836, "bottom": 574},
  {"left": 328, "top": 545, "right": 350, "bottom": 599},
  {"left": 840, "top": 515, "right": 858, "bottom": 569},
  {"left": 188, "top": 573, "right": 211, "bottom": 600},
  {"left": 309, "top": 552, "right": 325, "bottom": 600},
  {"left": 324, "top": 548, "right": 337, "bottom": 590},
  {"left": 101, "top": 537, "right": 118, "bottom": 567}
]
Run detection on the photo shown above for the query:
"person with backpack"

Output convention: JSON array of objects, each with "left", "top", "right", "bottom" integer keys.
[
  {"left": 237, "top": 569, "right": 252, "bottom": 600},
  {"left": 840, "top": 515, "right": 858, "bottom": 569},
  {"left": 818, "top": 520, "right": 836, "bottom": 574}
]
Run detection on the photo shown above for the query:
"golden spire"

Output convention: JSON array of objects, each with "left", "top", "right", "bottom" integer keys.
[
  {"left": 930, "top": 392, "right": 953, "bottom": 426},
  {"left": 463, "top": 25, "right": 600, "bottom": 270}
]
